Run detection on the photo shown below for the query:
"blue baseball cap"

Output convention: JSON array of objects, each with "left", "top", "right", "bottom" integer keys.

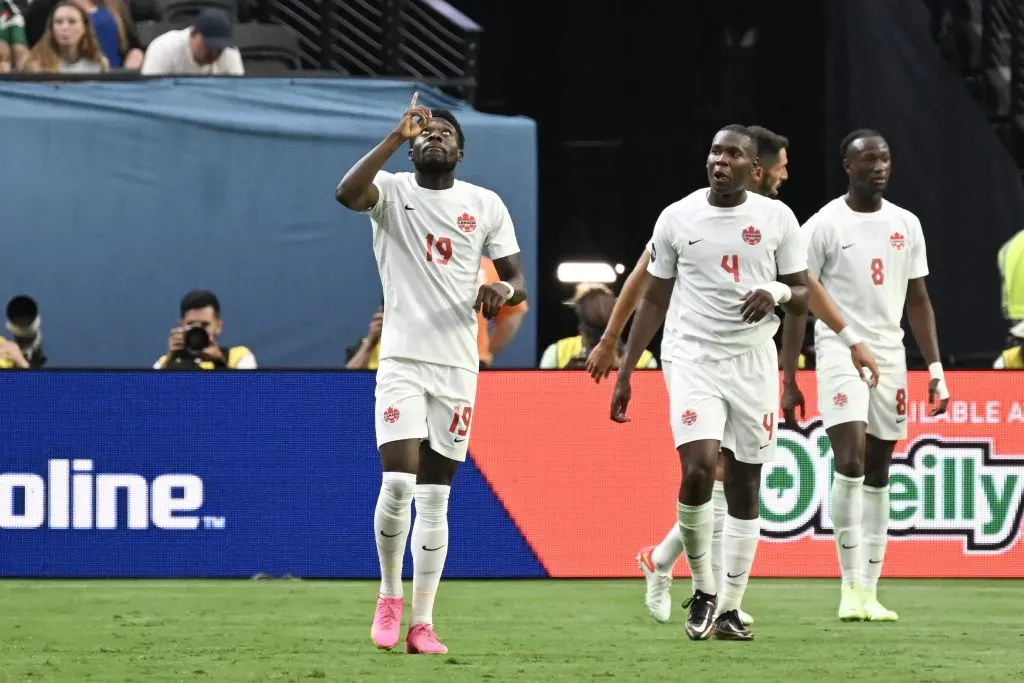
[{"left": 194, "top": 8, "right": 233, "bottom": 51}]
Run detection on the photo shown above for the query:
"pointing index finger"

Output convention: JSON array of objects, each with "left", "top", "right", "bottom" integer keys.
[{"left": 410, "top": 91, "right": 419, "bottom": 109}]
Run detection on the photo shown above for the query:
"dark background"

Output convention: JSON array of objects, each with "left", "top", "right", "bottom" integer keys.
[{"left": 449, "top": 0, "right": 1024, "bottom": 367}]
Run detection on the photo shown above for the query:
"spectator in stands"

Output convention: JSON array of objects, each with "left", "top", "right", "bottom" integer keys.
[
  {"left": 26, "top": 0, "right": 144, "bottom": 70},
  {"left": 154, "top": 290, "right": 256, "bottom": 370},
  {"left": 540, "top": 283, "right": 657, "bottom": 370},
  {"left": 23, "top": 1, "right": 108, "bottom": 74},
  {"left": 140, "top": 9, "right": 244, "bottom": 76},
  {"left": 0, "top": 337, "right": 29, "bottom": 369},
  {"left": 346, "top": 300, "right": 384, "bottom": 370},
  {"left": 1, "top": 1, "right": 28, "bottom": 71},
  {"left": 999, "top": 227, "right": 1024, "bottom": 325},
  {"left": 994, "top": 321, "right": 1024, "bottom": 369}
]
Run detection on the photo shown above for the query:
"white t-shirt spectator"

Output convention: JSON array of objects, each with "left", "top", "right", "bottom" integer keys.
[{"left": 140, "top": 28, "right": 244, "bottom": 76}]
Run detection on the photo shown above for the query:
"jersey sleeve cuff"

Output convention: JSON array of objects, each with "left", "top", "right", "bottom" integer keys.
[{"left": 776, "top": 262, "right": 808, "bottom": 276}]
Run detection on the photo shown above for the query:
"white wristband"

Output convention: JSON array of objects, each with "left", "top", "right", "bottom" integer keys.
[
  {"left": 756, "top": 281, "right": 792, "bottom": 305},
  {"left": 495, "top": 281, "right": 515, "bottom": 301},
  {"left": 837, "top": 327, "right": 862, "bottom": 347},
  {"left": 929, "top": 362, "right": 951, "bottom": 400}
]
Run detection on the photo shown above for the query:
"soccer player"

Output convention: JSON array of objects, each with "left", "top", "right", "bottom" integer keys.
[
  {"left": 612, "top": 125, "right": 810, "bottom": 641},
  {"left": 806, "top": 129, "right": 949, "bottom": 622},
  {"left": 335, "top": 93, "right": 527, "bottom": 654},
  {"left": 589, "top": 125, "right": 878, "bottom": 627}
]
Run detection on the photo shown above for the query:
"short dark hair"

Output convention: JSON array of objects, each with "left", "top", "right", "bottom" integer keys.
[
  {"left": 430, "top": 108, "right": 465, "bottom": 150},
  {"left": 716, "top": 124, "right": 756, "bottom": 157},
  {"left": 747, "top": 125, "right": 790, "bottom": 161},
  {"left": 840, "top": 128, "right": 884, "bottom": 157},
  {"left": 180, "top": 290, "right": 221, "bottom": 318}
]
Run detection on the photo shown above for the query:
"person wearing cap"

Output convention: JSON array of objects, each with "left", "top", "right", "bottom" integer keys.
[
  {"left": 993, "top": 321, "right": 1024, "bottom": 369},
  {"left": 140, "top": 8, "right": 243, "bottom": 76},
  {"left": 539, "top": 283, "right": 657, "bottom": 370}
]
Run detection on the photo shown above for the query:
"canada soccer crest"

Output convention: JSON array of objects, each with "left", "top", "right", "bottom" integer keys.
[
  {"left": 681, "top": 409, "right": 698, "bottom": 426},
  {"left": 456, "top": 212, "right": 477, "bottom": 233},
  {"left": 833, "top": 392, "right": 848, "bottom": 409},
  {"left": 890, "top": 232, "right": 906, "bottom": 251},
  {"left": 742, "top": 225, "right": 761, "bottom": 245},
  {"left": 383, "top": 406, "right": 400, "bottom": 424}
]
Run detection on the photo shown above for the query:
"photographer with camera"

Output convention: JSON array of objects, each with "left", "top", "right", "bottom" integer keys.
[
  {"left": 154, "top": 290, "right": 256, "bottom": 370},
  {"left": 2, "top": 295, "right": 46, "bottom": 369}
]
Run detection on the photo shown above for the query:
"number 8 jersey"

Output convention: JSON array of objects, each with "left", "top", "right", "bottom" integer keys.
[
  {"left": 363, "top": 171, "right": 521, "bottom": 373},
  {"left": 805, "top": 197, "right": 929, "bottom": 363},
  {"left": 646, "top": 188, "right": 807, "bottom": 363}
]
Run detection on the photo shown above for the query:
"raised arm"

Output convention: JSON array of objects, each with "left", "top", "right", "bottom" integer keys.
[{"left": 335, "top": 92, "right": 432, "bottom": 211}]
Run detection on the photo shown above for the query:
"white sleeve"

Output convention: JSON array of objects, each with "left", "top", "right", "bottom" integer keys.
[
  {"left": 908, "top": 215, "right": 930, "bottom": 279},
  {"left": 235, "top": 352, "right": 258, "bottom": 369},
  {"left": 645, "top": 355, "right": 659, "bottom": 369},
  {"left": 775, "top": 203, "right": 807, "bottom": 275},
  {"left": 994, "top": 355, "right": 1006, "bottom": 369},
  {"left": 539, "top": 343, "right": 558, "bottom": 369},
  {"left": 218, "top": 48, "right": 245, "bottom": 76},
  {"left": 804, "top": 214, "right": 827, "bottom": 279},
  {"left": 484, "top": 196, "right": 521, "bottom": 260},
  {"left": 646, "top": 210, "right": 679, "bottom": 280},
  {"left": 139, "top": 34, "right": 173, "bottom": 75},
  {"left": 364, "top": 171, "right": 396, "bottom": 219}
]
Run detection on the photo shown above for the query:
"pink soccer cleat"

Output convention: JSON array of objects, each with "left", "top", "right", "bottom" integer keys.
[
  {"left": 371, "top": 596, "right": 404, "bottom": 650},
  {"left": 405, "top": 623, "right": 448, "bottom": 654}
]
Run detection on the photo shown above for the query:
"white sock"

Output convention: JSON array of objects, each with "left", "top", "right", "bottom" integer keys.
[
  {"left": 830, "top": 472, "right": 864, "bottom": 587},
  {"left": 410, "top": 484, "right": 450, "bottom": 626},
  {"left": 710, "top": 481, "right": 727, "bottom": 592},
  {"left": 718, "top": 515, "right": 760, "bottom": 614},
  {"left": 678, "top": 501, "right": 716, "bottom": 595},
  {"left": 860, "top": 484, "right": 890, "bottom": 595},
  {"left": 374, "top": 472, "right": 415, "bottom": 598},
  {"left": 652, "top": 524, "right": 684, "bottom": 574}
]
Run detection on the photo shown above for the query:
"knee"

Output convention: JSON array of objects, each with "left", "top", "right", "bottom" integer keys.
[
  {"left": 830, "top": 434, "right": 866, "bottom": 478},
  {"left": 682, "top": 458, "right": 716, "bottom": 497},
  {"left": 413, "top": 484, "right": 450, "bottom": 524},
  {"left": 381, "top": 471, "right": 416, "bottom": 508}
]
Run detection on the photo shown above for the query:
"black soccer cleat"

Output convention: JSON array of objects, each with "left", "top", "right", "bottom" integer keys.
[
  {"left": 680, "top": 590, "right": 717, "bottom": 640},
  {"left": 713, "top": 609, "right": 754, "bottom": 641}
]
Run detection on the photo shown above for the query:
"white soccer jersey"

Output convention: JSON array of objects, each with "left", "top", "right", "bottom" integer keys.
[
  {"left": 647, "top": 188, "right": 807, "bottom": 362},
  {"left": 805, "top": 196, "right": 929, "bottom": 359},
  {"left": 364, "top": 171, "right": 521, "bottom": 373}
]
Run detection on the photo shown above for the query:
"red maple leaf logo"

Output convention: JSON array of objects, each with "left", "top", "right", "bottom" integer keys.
[{"left": 456, "top": 212, "right": 477, "bottom": 233}]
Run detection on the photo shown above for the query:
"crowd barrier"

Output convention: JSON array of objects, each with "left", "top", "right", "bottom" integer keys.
[{"left": 0, "top": 370, "right": 1021, "bottom": 578}]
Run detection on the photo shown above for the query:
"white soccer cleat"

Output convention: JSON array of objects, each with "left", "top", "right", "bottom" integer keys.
[
  {"left": 636, "top": 545, "right": 672, "bottom": 623},
  {"left": 838, "top": 583, "right": 867, "bottom": 622},
  {"left": 738, "top": 608, "right": 754, "bottom": 626},
  {"left": 861, "top": 589, "right": 899, "bottom": 622}
]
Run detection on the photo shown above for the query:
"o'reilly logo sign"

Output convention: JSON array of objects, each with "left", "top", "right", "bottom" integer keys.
[
  {"left": 761, "top": 421, "right": 1024, "bottom": 553},
  {"left": 0, "top": 459, "right": 217, "bottom": 530}
]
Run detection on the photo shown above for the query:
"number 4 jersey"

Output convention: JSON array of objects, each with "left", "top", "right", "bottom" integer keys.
[
  {"left": 805, "top": 196, "right": 929, "bottom": 365},
  {"left": 363, "top": 171, "right": 521, "bottom": 373},
  {"left": 647, "top": 188, "right": 807, "bottom": 363}
]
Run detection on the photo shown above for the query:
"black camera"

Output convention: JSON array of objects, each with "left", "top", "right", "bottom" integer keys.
[
  {"left": 183, "top": 323, "right": 211, "bottom": 355},
  {"left": 5, "top": 295, "right": 46, "bottom": 368}
]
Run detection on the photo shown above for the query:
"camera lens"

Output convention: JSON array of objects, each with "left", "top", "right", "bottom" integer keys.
[{"left": 184, "top": 326, "right": 210, "bottom": 353}]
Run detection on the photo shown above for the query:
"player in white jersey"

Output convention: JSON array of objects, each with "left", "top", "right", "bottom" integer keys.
[
  {"left": 335, "top": 93, "right": 526, "bottom": 655},
  {"left": 804, "top": 129, "right": 949, "bottom": 622},
  {"left": 589, "top": 126, "right": 879, "bottom": 628},
  {"left": 612, "top": 125, "right": 810, "bottom": 641}
]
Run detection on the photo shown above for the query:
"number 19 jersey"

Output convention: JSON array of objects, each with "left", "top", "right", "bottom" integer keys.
[
  {"left": 364, "top": 171, "right": 521, "bottom": 373},
  {"left": 647, "top": 188, "right": 807, "bottom": 362}
]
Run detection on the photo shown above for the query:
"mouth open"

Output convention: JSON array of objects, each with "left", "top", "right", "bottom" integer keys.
[{"left": 712, "top": 171, "right": 729, "bottom": 181}]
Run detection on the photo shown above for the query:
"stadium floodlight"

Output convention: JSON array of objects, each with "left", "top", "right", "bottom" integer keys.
[{"left": 556, "top": 262, "right": 617, "bottom": 284}]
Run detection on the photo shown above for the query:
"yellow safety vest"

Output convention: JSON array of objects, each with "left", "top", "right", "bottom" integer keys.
[
  {"left": 998, "top": 231, "right": 1024, "bottom": 320},
  {"left": 553, "top": 335, "right": 655, "bottom": 370},
  {"left": 1000, "top": 346, "right": 1024, "bottom": 369},
  {"left": 156, "top": 346, "right": 253, "bottom": 370}
]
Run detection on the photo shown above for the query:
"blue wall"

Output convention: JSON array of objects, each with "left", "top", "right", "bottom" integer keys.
[{"left": 0, "top": 79, "right": 538, "bottom": 368}]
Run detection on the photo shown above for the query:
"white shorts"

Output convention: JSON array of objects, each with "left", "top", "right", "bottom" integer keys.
[
  {"left": 817, "top": 351, "right": 907, "bottom": 442},
  {"left": 667, "top": 338, "right": 778, "bottom": 464},
  {"left": 374, "top": 357, "right": 478, "bottom": 462},
  {"left": 662, "top": 359, "right": 736, "bottom": 454}
]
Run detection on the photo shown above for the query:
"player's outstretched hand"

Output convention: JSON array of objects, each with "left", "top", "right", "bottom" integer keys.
[
  {"left": 850, "top": 343, "right": 880, "bottom": 388},
  {"left": 610, "top": 378, "right": 632, "bottom": 423},
  {"left": 781, "top": 380, "right": 805, "bottom": 426},
  {"left": 740, "top": 289, "right": 776, "bottom": 323},
  {"left": 394, "top": 91, "right": 432, "bottom": 140},
  {"left": 474, "top": 283, "right": 508, "bottom": 320},
  {"left": 928, "top": 378, "right": 950, "bottom": 417},
  {"left": 586, "top": 336, "right": 617, "bottom": 383}
]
